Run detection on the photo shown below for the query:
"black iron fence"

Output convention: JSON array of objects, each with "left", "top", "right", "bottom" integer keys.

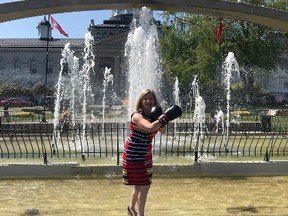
[{"left": 0, "top": 116, "right": 288, "bottom": 164}]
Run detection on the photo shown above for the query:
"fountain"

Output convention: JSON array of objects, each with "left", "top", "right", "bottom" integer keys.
[
  {"left": 102, "top": 67, "right": 113, "bottom": 135},
  {"left": 191, "top": 76, "right": 206, "bottom": 160},
  {"left": 52, "top": 7, "right": 167, "bottom": 131},
  {"left": 222, "top": 52, "right": 240, "bottom": 150},
  {"left": 125, "top": 7, "right": 164, "bottom": 115},
  {"left": 49, "top": 7, "right": 168, "bottom": 157},
  {"left": 172, "top": 77, "right": 181, "bottom": 131},
  {"left": 53, "top": 32, "right": 95, "bottom": 156},
  {"left": 214, "top": 109, "right": 224, "bottom": 133},
  {"left": 173, "top": 77, "right": 180, "bottom": 106},
  {"left": 53, "top": 43, "right": 77, "bottom": 130},
  {"left": 50, "top": 8, "right": 241, "bottom": 161}
]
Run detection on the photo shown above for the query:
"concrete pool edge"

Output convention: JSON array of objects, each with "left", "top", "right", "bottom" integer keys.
[{"left": 0, "top": 160, "right": 288, "bottom": 179}]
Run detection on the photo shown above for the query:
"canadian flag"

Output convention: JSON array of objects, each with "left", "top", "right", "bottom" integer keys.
[{"left": 50, "top": 16, "right": 69, "bottom": 37}]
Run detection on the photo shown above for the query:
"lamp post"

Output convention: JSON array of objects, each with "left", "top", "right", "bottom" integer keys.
[{"left": 37, "top": 15, "right": 51, "bottom": 122}]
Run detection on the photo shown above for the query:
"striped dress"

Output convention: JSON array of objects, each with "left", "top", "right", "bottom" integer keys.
[{"left": 122, "top": 112, "right": 158, "bottom": 185}]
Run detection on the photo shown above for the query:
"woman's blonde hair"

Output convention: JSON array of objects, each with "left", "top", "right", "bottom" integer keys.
[{"left": 134, "top": 88, "right": 160, "bottom": 112}]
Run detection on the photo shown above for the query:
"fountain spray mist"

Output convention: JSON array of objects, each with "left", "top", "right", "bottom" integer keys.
[
  {"left": 222, "top": 52, "right": 239, "bottom": 149},
  {"left": 53, "top": 33, "right": 95, "bottom": 156},
  {"left": 102, "top": 67, "right": 113, "bottom": 136},
  {"left": 173, "top": 77, "right": 180, "bottom": 106},
  {"left": 53, "top": 43, "right": 78, "bottom": 129},
  {"left": 79, "top": 32, "right": 95, "bottom": 157},
  {"left": 53, "top": 42, "right": 78, "bottom": 152},
  {"left": 125, "top": 7, "right": 163, "bottom": 116},
  {"left": 191, "top": 76, "right": 206, "bottom": 159}
]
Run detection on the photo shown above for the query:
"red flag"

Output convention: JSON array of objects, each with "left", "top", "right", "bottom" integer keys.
[
  {"left": 50, "top": 16, "right": 69, "bottom": 37},
  {"left": 217, "top": 17, "right": 223, "bottom": 45}
]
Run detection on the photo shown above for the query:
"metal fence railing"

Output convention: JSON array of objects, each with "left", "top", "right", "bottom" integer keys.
[{"left": 0, "top": 117, "right": 288, "bottom": 164}]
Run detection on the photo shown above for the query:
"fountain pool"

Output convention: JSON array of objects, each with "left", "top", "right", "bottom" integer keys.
[{"left": 1, "top": 176, "right": 287, "bottom": 216}]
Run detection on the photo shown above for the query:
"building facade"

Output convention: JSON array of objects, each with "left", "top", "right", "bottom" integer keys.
[{"left": 0, "top": 11, "right": 137, "bottom": 104}]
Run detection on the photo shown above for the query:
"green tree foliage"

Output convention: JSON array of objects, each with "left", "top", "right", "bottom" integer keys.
[
  {"left": 200, "top": 80, "right": 226, "bottom": 111},
  {"left": 0, "top": 82, "right": 54, "bottom": 99},
  {"left": 0, "top": 83, "right": 31, "bottom": 98},
  {"left": 160, "top": 14, "right": 220, "bottom": 88},
  {"left": 30, "top": 82, "right": 55, "bottom": 96},
  {"left": 159, "top": 1, "right": 288, "bottom": 107},
  {"left": 267, "top": 0, "right": 288, "bottom": 11},
  {"left": 231, "top": 83, "right": 267, "bottom": 107}
]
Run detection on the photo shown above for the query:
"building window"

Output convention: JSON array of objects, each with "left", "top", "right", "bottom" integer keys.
[
  {"left": 0, "top": 58, "right": 4, "bottom": 70},
  {"left": 29, "top": 58, "right": 37, "bottom": 74},
  {"left": 13, "top": 57, "right": 21, "bottom": 70}
]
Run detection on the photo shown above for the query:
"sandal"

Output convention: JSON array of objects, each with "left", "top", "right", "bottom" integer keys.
[{"left": 127, "top": 206, "right": 138, "bottom": 216}]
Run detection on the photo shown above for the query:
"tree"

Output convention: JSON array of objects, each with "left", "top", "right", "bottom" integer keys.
[
  {"left": 160, "top": 14, "right": 220, "bottom": 87},
  {"left": 0, "top": 83, "right": 31, "bottom": 98},
  {"left": 223, "top": 0, "right": 287, "bottom": 104},
  {"left": 159, "top": 1, "right": 288, "bottom": 107},
  {"left": 30, "top": 82, "right": 55, "bottom": 97}
]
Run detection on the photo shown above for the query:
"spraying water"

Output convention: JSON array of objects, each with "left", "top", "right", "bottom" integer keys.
[
  {"left": 53, "top": 33, "right": 95, "bottom": 155},
  {"left": 173, "top": 77, "right": 180, "bottom": 106},
  {"left": 222, "top": 52, "right": 239, "bottom": 148},
  {"left": 191, "top": 76, "right": 206, "bottom": 157},
  {"left": 215, "top": 109, "right": 224, "bottom": 133},
  {"left": 172, "top": 77, "right": 181, "bottom": 130},
  {"left": 220, "top": 52, "right": 240, "bottom": 152},
  {"left": 53, "top": 43, "right": 80, "bottom": 130},
  {"left": 79, "top": 33, "right": 95, "bottom": 157},
  {"left": 53, "top": 43, "right": 77, "bottom": 152},
  {"left": 70, "top": 55, "right": 80, "bottom": 126},
  {"left": 125, "top": 7, "right": 163, "bottom": 116},
  {"left": 102, "top": 67, "right": 113, "bottom": 135}
]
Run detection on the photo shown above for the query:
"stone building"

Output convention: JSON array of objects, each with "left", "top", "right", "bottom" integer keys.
[{"left": 0, "top": 10, "right": 146, "bottom": 104}]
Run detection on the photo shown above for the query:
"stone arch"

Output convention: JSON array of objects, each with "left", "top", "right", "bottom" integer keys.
[{"left": 0, "top": 0, "right": 287, "bottom": 31}]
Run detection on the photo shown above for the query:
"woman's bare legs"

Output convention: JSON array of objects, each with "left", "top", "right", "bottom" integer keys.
[
  {"left": 137, "top": 185, "right": 150, "bottom": 216},
  {"left": 129, "top": 186, "right": 140, "bottom": 215},
  {"left": 129, "top": 185, "right": 150, "bottom": 216}
]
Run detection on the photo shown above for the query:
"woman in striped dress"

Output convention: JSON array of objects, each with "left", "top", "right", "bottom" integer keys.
[{"left": 122, "top": 88, "right": 166, "bottom": 216}]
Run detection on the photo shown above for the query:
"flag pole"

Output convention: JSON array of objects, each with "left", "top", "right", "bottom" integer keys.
[
  {"left": 42, "top": 14, "right": 51, "bottom": 122},
  {"left": 45, "top": 14, "right": 50, "bottom": 84}
]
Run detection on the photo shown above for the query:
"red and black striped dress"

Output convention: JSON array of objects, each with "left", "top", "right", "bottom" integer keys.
[{"left": 122, "top": 112, "right": 158, "bottom": 185}]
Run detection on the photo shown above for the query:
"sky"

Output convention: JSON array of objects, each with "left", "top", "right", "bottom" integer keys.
[{"left": 0, "top": 0, "right": 162, "bottom": 39}]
